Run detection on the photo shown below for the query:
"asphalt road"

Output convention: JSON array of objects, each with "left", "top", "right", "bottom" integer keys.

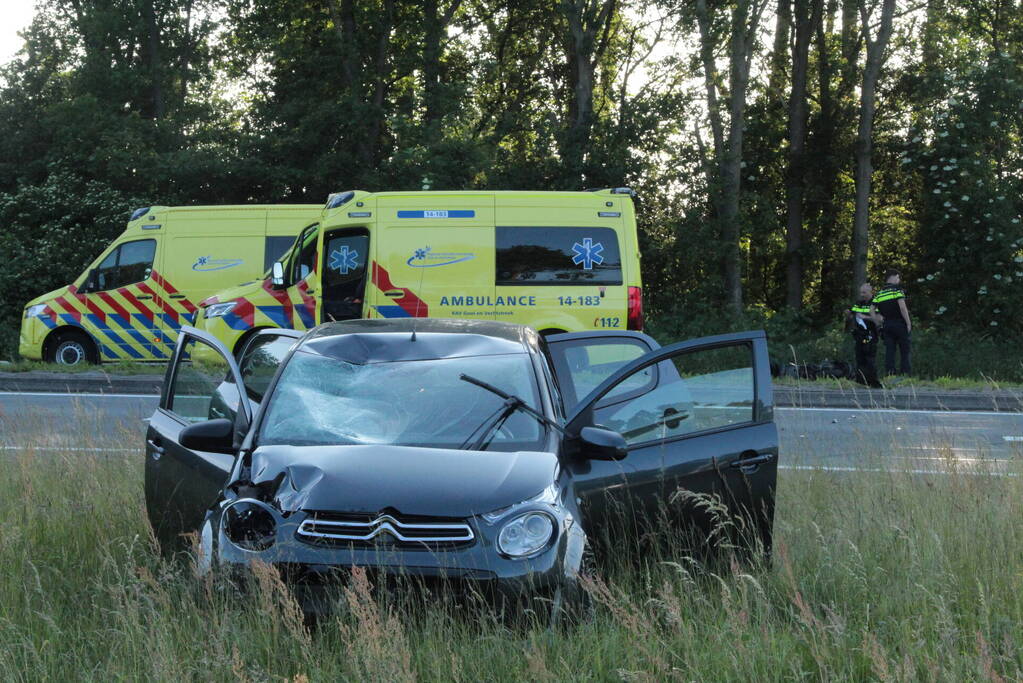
[{"left": 1, "top": 391, "right": 1020, "bottom": 472}]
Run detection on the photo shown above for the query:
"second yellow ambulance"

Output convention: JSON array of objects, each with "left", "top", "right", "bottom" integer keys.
[{"left": 19, "top": 204, "right": 322, "bottom": 364}]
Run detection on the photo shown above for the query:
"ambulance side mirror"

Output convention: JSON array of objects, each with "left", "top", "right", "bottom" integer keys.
[{"left": 271, "top": 261, "right": 285, "bottom": 288}]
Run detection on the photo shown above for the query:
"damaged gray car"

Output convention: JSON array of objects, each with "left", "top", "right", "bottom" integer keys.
[{"left": 144, "top": 319, "right": 778, "bottom": 615}]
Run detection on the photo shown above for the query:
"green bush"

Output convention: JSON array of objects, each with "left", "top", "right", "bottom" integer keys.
[{"left": 647, "top": 298, "right": 1023, "bottom": 383}]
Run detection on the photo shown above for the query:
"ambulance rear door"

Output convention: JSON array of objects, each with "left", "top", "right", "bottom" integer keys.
[
  {"left": 371, "top": 195, "right": 495, "bottom": 321},
  {"left": 495, "top": 194, "right": 628, "bottom": 332}
]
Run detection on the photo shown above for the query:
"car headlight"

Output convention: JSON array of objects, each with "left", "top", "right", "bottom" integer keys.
[
  {"left": 222, "top": 499, "right": 277, "bottom": 551},
  {"left": 204, "top": 301, "right": 238, "bottom": 319},
  {"left": 498, "top": 512, "right": 555, "bottom": 558},
  {"left": 25, "top": 304, "right": 46, "bottom": 318}
]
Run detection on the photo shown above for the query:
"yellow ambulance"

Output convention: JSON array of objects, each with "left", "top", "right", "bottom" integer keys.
[
  {"left": 19, "top": 205, "right": 322, "bottom": 365},
  {"left": 195, "top": 188, "right": 644, "bottom": 354}
]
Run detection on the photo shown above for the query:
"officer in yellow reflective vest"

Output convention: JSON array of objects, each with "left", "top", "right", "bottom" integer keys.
[
  {"left": 871, "top": 269, "right": 912, "bottom": 376},
  {"left": 847, "top": 283, "right": 882, "bottom": 387}
]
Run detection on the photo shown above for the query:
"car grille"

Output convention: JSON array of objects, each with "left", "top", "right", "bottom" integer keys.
[{"left": 296, "top": 512, "right": 475, "bottom": 549}]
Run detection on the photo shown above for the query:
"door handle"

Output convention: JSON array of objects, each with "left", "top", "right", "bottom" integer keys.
[
  {"left": 305, "top": 289, "right": 315, "bottom": 295},
  {"left": 729, "top": 453, "right": 775, "bottom": 469},
  {"left": 169, "top": 294, "right": 186, "bottom": 299},
  {"left": 137, "top": 295, "right": 153, "bottom": 300},
  {"left": 147, "top": 439, "right": 165, "bottom": 460},
  {"left": 384, "top": 289, "right": 404, "bottom": 298}
]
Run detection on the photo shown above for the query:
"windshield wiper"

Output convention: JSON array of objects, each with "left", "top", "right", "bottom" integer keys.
[{"left": 458, "top": 374, "right": 564, "bottom": 451}]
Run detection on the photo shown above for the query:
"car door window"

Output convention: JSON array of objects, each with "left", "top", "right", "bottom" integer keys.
[
  {"left": 238, "top": 334, "right": 295, "bottom": 402},
  {"left": 168, "top": 336, "right": 242, "bottom": 423},
  {"left": 548, "top": 337, "right": 656, "bottom": 410},
  {"left": 594, "top": 344, "right": 755, "bottom": 446}
]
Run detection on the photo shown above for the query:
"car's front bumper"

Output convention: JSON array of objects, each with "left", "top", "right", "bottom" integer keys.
[{"left": 214, "top": 509, "right": 587, "bottom": 614}]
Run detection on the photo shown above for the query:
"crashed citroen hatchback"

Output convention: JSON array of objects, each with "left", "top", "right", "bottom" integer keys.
[{"left": 144, "top": 319, "right": 778, "bottom": 613}]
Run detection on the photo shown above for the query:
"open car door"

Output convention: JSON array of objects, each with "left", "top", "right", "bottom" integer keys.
[
  {"left": 555, "top": 331, "right": 777, "bottom": 556},
  {"left": 144, "top": 326, "right": 252, "bottom": 552}
]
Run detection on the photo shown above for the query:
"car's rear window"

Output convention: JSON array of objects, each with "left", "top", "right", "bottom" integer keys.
[{"left": 496, "top": 226, "right": 622, "bottom": 286}]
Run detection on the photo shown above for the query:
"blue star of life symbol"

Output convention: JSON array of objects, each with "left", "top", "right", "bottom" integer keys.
[
  {"left": 413, "top": 246, "right": 431, "bottom": 261},
  {"left": 329, "top": 246, "right": 360, "bottom": 274},
  {"left": 195, "top": 256, "right": 209, "bottom": 266},
  {"left": 571, "top": 237, "right": 604, "bottom": 270}
]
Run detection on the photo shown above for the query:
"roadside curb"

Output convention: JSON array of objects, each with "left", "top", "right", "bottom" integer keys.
[
  {"left": 2, "top": 372, "right": 1021, "bottom": 412},
  {"left": 774, "top": 386, "right": 1023, "bottom": 412},
  {"left": 0, "top": 371, "right": 163, "bottom": 395}
]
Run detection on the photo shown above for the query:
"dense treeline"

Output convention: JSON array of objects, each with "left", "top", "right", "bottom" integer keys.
[{"left": 0, "top": 0, "right": 1021, "bottom": 363}]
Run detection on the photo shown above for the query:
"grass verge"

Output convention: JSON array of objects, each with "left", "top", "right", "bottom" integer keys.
[
  {"left": 0, "top": 359, "right": 161, "bottom": 375},
  {"left": 2, "top": 429, "right": 1022, "bottom": 680}
]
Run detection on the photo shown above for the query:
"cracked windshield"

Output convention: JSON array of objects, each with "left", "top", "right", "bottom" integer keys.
[{"left": 259, "top": 351, "right": 543, "bottom": 451}]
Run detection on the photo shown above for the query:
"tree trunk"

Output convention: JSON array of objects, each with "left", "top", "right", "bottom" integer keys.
[
  {"left": 423, "top": 0, "right": 442, "bottom": 126},
  {"left": 695, "top": 0, "right": 765, "bottom": 313},
  {"left": 140, "top": 0, "right": 164, "bottom": 120},
  {"left": 784, "top": 0, "right": 822, "bottom": 309},
  {"left": 179, "top": 0, "right": 193, "bottom": 105},
  {"left": 560, "top": 0, "right": 615, "bottom": 186},
  {"left": 851, "top": 0, "right": 895, "bottom": 291}
]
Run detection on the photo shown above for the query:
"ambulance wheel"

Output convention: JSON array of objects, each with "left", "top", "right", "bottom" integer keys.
[
  {"left": 46, "top": 329, "right": 99, "bottom": 366},
  {"left": 232, "top": 327, "right": 270, "bottom": 360}
]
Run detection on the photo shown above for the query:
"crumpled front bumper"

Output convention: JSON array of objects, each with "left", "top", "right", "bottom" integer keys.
[{"left": 213, "top": 508, "right": 587, "bottom": 615}]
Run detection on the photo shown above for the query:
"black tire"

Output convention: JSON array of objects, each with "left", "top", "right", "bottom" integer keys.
[
  {"left": 232, "top": 327, "right": 270, "bottom": 360},
  {"left": 548, "top": 545, "right": 597, "bottom": 630},
  {"left": 45, "top": 329, "right": 99, "bottom": 366}
]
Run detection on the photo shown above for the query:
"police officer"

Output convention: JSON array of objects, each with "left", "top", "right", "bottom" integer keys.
[
  {"left": 871, "top": 269, "right": 912, "bottom": 375},
  {"left": 847, "top": 283, "right": 881, "bottom": 387}
]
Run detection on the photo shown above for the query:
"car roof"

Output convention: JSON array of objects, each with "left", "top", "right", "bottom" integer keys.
[{"left": 299, "top": 318, "right": 540, "bottom": 364}]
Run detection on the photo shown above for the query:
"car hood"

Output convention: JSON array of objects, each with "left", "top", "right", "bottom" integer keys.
[
  {"left": 24, "top": 286, "right": 69, "bottom": 308},
  {"left": 199, "top": 279, "right": 263, "bottom": 307},
  {"left": 247, "top": 444, "right": 558, "bottom": 518}
]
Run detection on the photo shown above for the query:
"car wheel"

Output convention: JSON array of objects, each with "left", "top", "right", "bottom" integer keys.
[
  {"left": 548, "top": 545, "right": 597, "bottom": 630},
  {"left": 196, "top": 515, "right": 215, "bottom": 577},
  {"left": 46, "top": 329, "right": 99, "bottom": 366}
]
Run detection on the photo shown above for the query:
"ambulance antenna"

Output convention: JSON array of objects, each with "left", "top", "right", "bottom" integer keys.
[{"left": 411, "top": 243, "right": 429, "bottom": 342}]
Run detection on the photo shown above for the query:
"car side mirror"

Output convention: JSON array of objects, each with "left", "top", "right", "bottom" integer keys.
[
  {"left": 180, "top": 418, "right": 236, "bottom": 454},
  {"left": 271, "top": 261, "right": 285, "bottom": 287},
  {"left": 578, "top": 426, "right": 628, "bottom": 461}
]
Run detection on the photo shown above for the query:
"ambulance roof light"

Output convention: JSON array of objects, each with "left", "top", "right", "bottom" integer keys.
[
  {"left": 585, "top": 187, "right": 636, "bottom": 197},
  {"left": 130, "top": 207, "right": 150, "bottom": 221},
  {"left": 325, "top": 191, "right": 355, "bottom": 210}
]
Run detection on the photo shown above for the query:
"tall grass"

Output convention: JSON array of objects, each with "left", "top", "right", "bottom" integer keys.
[{"left": 1, "top": 425, "right": 1022, "bottom": 680}]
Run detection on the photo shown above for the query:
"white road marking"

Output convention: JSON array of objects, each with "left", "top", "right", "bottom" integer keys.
[
  {"left": 778, "top": 406, "right": 1022, "bottom": 417},
  {"left": 1004, "top": 436, "right": 1023, "bottom": 442},
  {"left": 0, "top": 391, "right": 160, "bottom": 399},
  {"left": 0, "top": 445, "right": 138, "bottom": 452},
  {"left": 780, "top": 464, "right": 1015, "bottom": 477},
  {"left": 1, "top": 391, "right": 1019, "bottom": 417}
]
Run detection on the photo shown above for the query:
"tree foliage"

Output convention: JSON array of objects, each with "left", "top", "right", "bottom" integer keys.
[{"left": 0, "top": 0, "right": 1021, "bottom": 361}]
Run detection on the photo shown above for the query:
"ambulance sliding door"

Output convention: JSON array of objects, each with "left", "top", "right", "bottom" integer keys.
[
  {"left": 372, "top": 196, "right": 495, "bottom": 321},
  {"left": 162, "top": 209, "right": 265, "bottom": 343}
]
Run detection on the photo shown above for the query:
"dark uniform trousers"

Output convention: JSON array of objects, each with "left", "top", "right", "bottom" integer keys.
[
  {"left": 849, "top": 301, "right": 880, "bottom": 387},
  {"left": 881, "top": 320, "right": 911, "bottom": 375},
  {"left": 854, "top": 338, "right": 880, "bottom": 387}
]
